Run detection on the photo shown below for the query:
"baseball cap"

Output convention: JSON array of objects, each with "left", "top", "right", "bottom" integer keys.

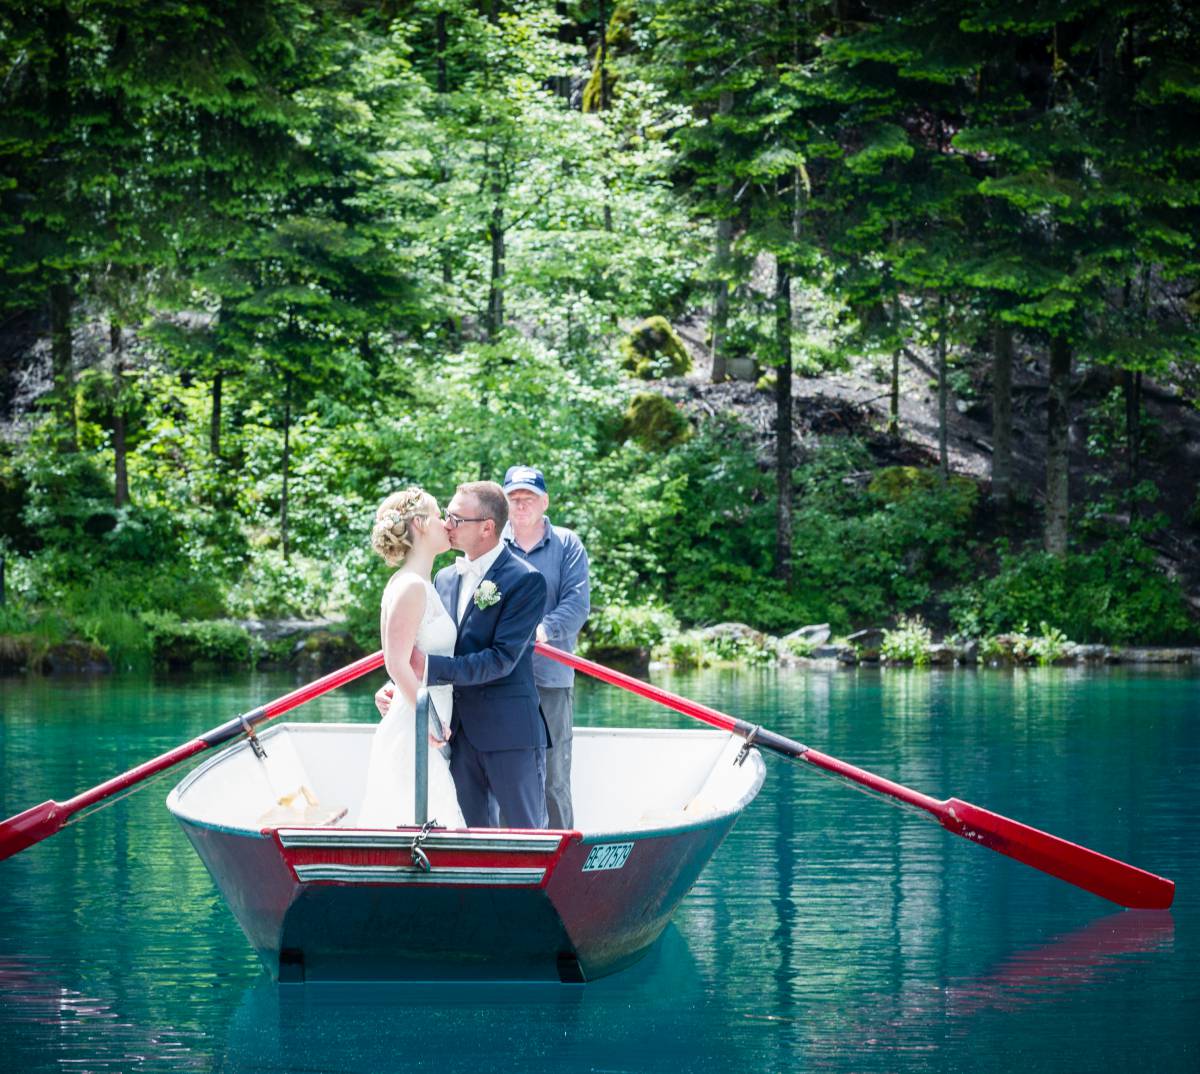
[{"left": 503, "top": 465, "right": 547, "bottom": 495}]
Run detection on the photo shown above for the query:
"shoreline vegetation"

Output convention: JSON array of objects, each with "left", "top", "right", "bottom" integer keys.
[
  {"left": 2, "top": 3, "right": 1198, "bottom": 679},
  {"left": 3, "top": 614, "right": 1198, "bottom": 679}
]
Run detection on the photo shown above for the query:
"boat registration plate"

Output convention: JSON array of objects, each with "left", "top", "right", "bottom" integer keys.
[{"left": 582, "top": 842, "right": 633, "bottom": 872}]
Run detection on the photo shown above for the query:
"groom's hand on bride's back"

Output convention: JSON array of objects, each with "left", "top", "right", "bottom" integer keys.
[{"left": 374, "top": 682, "right": 394, "bottom": 717}]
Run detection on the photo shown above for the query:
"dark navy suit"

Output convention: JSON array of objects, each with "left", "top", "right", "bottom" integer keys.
[{"left": 427, "top": 545, "right": 550, "bottom": 828}]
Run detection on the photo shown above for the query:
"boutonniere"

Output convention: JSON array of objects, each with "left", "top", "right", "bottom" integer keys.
[{"left": 474, "top": 580, "right": 501, "bottom": 610}]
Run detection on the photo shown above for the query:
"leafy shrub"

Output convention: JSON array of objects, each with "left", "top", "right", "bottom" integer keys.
[
  {"left": 661, "top": 631, "right": 710, "bottom": 668},
  {"left": 780, "top": 633, "right": 818, "bottom": 658},
  {"left": 980, "top": 622, "right": 1071, "bottom": 666},
  {"left": 583, "top": 601, "right": 679, "bottom": 654},
  {"left": 702, "top": 626, "right": 778, "bottom": 665},
  {"left": 225, "top": 550, "right": 331, "bottom": 618},
  {"left": 140, "top": 611, "right": 257, "bottom": 667},
  {"left": 949, "top": 537, "right": 1194, "bottom": 644},
  {"left": 881, "top": 615, "right": 933, "bottom": 665}
]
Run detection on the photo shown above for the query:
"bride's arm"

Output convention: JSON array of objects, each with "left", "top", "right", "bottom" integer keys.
[{"left": 382, "top": 576, "right": 428, "bottom": 709}]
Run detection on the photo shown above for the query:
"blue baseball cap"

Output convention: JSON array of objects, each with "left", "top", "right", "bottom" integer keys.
[{"left": 503, "top": 465, "right": 547, "bottom": 495}]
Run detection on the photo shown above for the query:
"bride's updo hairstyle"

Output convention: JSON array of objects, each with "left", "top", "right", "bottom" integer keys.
[{"left": 371, "top": 487, "right": 436, "bottom": 566}]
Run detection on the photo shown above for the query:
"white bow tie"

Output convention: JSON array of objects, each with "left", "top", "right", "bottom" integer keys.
[{"left": 455, "top": 556, "right": 483, "bottom": 577}]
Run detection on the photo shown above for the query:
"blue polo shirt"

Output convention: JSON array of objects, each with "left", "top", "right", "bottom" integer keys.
[{"left": 502, "top": 517, "right": 590, "bottom": 688}]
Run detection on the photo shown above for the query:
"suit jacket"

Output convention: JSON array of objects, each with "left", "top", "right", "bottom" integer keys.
[{"left": 427, "top": 545, "right": 550, "bottom": 752}]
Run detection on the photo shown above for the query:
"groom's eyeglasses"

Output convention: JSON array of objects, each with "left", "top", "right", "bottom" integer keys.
[{"left": 443, "top": 511, "right": 488, "bottom": 529}]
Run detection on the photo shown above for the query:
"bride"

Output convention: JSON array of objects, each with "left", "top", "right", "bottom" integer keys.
[{"left": 357, "top": 488, "right": 466, "bottom": 828}]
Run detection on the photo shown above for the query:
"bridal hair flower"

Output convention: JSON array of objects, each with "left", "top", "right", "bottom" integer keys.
[{"left": 474, "top": 580, "right": 501, "bottom": 610}]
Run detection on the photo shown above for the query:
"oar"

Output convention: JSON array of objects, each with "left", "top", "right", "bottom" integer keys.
[
  {"left": 536, "top": 642, "right": 1175, "bottom": 910},
  {"left": 0, "top": 650, "right": 386, "bottom": 862}
]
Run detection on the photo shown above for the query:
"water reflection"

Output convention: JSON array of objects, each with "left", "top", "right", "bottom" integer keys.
[
  {"left": 0, "top": 958, "right": 210, "bottom": 1072},
  {"left": 220, "top": 927, "right": 707, "bottom": 1074},
  {"left": 2, "top": 667, "right": 1197, "bottom": 1073},
  {"left": 814, "top": 911, "right": 1176, "bottom": 1067}
]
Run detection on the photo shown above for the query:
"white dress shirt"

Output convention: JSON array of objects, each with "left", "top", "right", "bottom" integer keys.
[{"left": 455, "top": 540, "right": 505, "bottom": 622}]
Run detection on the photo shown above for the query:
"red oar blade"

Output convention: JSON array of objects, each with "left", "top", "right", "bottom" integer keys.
[
  {"left": 0, "top": 800, "right": 67, "bottom": 863},
  {"left": 940, "top": 798, "right": 1175, "bottom": 910}
]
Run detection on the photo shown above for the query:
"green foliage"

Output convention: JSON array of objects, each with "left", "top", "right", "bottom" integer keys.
[
  {"left": 702, "top": 627, "right": 778, "bottom": 665},
  {"left": 881, "top": 615, "right": 933, "bottom": 666},
  {"left": 980, "top": 623, "right": 1072, "bottom": 667},
  {"left": 583, "top": 601, "right": 679, "bottom": 654},
  {"left": 949, "top": 539, "right": 1194, "bottom": 644},
  {"left": 139, "top": 612, "right": 257, "bottom": 668},
  {"left": 867, "top": 467, "right": 978, "bottom": 523}
]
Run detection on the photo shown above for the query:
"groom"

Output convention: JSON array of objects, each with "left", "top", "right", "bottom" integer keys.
[{"left": 414, "top": 481, "right": 550, "bottom": 829}]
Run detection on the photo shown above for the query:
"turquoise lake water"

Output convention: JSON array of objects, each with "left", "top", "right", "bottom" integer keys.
[{"left": 0, "top": 666, "right": 1196, "bottom": 1073}]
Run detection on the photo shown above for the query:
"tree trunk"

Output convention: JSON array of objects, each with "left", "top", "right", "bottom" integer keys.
[
  {"left": 774, "top": 257, "right": 794, "bottom": 585},
  {"left": 711, "top": 90, "right": 734, "bottom": 384},
  {"left": 937, "top": 295, "right": 949, "bottom": 480},
  {"left": 1123, "top": 368, "right": 1142, "bottom": 521},
  {"left": 990, "top": 322, "right": 1014, "bottom": 510},
  {"left": 487, "top": 202, "right": 505, "bottom": 341},
  {"left": 49, "top": 282, "right": 76, "bottom": 452},
  {"left": 110, "top": 322, "right": 129, "bottom": 508},
  {"left": 436, "top": 12, "right": 448, "bottom": 95},
  {"left": 598, "top": 0, "right": 610, "bottom": 113},
  {"left": 281, "top": 377, "right": 291, "bottom": 561},
  {"left": 211, "top": 371, "right": 223, "bottom": 458},
  {"left": 1044, "top": 335, "right": 1072, "bottom": 555}
]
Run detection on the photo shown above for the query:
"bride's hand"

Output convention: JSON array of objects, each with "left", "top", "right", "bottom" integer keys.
[{"left": 429, "top": 721, "right": 452, "bottom": 747}]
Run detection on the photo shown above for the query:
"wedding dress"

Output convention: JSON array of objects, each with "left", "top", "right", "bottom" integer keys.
[{"left": 357, "top": 577, "right": 466, "bottom": 828}]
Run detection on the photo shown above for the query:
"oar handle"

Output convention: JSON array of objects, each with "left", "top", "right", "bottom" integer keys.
[{"left": 0, "top": 650, "right": 387, "bottom": 862}]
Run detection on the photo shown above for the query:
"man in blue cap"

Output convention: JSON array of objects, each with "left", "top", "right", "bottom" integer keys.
[{"left": 501, "top": 464, "right": 590, "bottom": 830}]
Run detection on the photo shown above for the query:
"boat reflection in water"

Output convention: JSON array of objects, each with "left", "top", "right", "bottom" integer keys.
[{"left": 167, "top": 722, "right": 766, "bottom": 983}]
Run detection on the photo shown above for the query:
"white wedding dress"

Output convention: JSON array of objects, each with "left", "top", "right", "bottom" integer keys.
[{"left": 357, "top": 577, "right": 466, "bottom": 828}]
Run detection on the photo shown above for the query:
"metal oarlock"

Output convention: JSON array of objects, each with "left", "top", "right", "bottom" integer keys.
[
  {"left": 239, "top": 713, "right": 267, "bottom": 760},
  {"left": 734, "top": 725, "right": 760, "bottom": 767}
]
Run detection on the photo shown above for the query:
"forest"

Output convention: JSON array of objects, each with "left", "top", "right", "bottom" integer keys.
[{"left": 1, "top": 0, "right": 1197, "bottom": 672}]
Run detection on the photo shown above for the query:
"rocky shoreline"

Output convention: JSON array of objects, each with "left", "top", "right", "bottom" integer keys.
[{"left": 3, "top": 616, "right": 1199, "bottom": 677}]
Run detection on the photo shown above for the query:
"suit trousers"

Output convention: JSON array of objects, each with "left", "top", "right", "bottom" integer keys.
[
  {"left": 450, "top": 730, "right": 548, "bottom": 829},
  {"left": 537, "top": 686, "right": 574, "bottom": 829}
]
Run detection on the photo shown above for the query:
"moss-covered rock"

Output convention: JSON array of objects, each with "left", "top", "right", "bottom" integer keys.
[
  {"left": 293, "top": 630, "right": 365, "bottom": 675},
  {"left": 867, "top": 465, "right": 978, "bottom": 521},
  {"left": 582, "top": 2, "right": 637, "bottom": 113},
  {"left": 619, "top": 316, "right": 692, "bottom": 379},
  {"left": 618, "top": 392, "right": 691, "bottom": 451},
  {"left": 39, "top": 639, "right": 112, "bottom": 675}
]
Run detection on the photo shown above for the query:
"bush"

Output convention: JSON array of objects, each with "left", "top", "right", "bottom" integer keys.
[
  {"left": 881, "top": 615, "right": 933, "bottom": 665},
  {"left": 948, "top": 537, "right": 1195, "bottom": 644},
  {"left": 980, "top": 623, "right": 1072, "bottom": 666},
  {"left": 583, "top": 601, "right": 679, "bottom": 654},
  {"left": 140, "top": 611, "right": 257, "bottom": 667},
  {"left": 224, "top": 550, "right": 331, "bottom": 618}
]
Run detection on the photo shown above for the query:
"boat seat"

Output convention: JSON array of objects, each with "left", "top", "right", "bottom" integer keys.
[{"left": 257, "top": 785, "right": 348, "bottom": 829}]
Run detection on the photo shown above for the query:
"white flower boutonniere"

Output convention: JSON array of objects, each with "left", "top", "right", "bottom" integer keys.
[{"left": 474, "top": 580, "right": 501, "bottom": 610}]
